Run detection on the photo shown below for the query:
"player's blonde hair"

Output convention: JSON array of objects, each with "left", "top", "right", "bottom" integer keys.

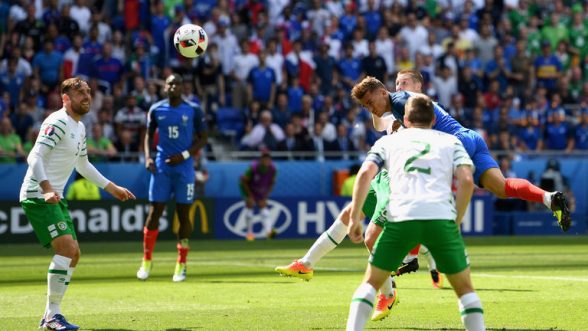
[
  {"left": 351, "top": 76, "right": 386, "bottom": 102},
  {"left": 396, "top": 70, "right": 424, "bottom": 87}
]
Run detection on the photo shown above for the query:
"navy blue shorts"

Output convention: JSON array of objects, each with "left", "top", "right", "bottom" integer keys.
[
  {"left": 455, "top": 129, "right": 499, "bottom": 186},
  {"left": 149, "top": 163, "right": 195, "bottom": 204}
]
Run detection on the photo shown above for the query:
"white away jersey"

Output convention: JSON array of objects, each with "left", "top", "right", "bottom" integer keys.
[
  {"left": 20, "top": 109, "right": 88, "bottom": 201},
  {"left": 367, "top": 128, "right": 474, "bottom": 222}
]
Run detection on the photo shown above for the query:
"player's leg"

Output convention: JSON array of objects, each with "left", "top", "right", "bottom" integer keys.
[
  {"left": 239, "top": 182, "right": 256, "bottom": 240},
  {"left": 275, "top": 204, "right": 351, "bottom": 280},
  {"left": 137, "top": 202, "right": 165, "bottom": 280},
  {"left": 348, "top": 221, "right": 416, "bottom": 328},
  {"left": 171, "top": 168, "right": 196, "bottom": 282},
  {"left": 423, "top": 220, "right": 485, "bottom": 331},
  {"left": 258, "top": 198, "right": 275, "bottom": 239},
  {"left": 172, "top": 203, "right": 192, "bottom": 282},
  {"left": 362, "top": 172, "right": 401, "bottom": 320},
  {"left": 420, "top": 245, "right": 443, "bottom": 288},
  {"left": 21, "top": 199, "right": 80, "bottom": 330},
  {"left": 468, "top": 130, "right": 570, "bottom": 231},
  {"left": 138, "top": 171, "right": 172, "bottom": 279},
  {"left": 363, "top": 220, "right": 397, "bottom": 320}
]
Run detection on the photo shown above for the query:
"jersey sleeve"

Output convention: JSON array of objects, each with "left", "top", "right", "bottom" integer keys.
[
  {"left": 389, "top": 91, "right": 410, "bottom": 125},
  {"left": 452, "top": 140, "right": 475, "bottom": 173},
  {"left": 37, "top": 119, "right": 67, "bottom": 150},
  {"left": 365, "top": 137, "right": 387, "bottom": 171}
]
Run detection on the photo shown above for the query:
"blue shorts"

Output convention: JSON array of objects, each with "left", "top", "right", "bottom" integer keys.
[
  {"left": 455, "top": 129, "right": 499, "bottom": 186},
  {"left": 149, "top": 163, "right": 195, "bottom": 204}
]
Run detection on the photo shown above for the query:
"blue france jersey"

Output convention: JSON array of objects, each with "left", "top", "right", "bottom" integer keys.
[
  {"left": 389, "top": 91, "right": 465, "bottom": 135},
  {"left": 148, "top": 98, "right": 206, "bottom": 167}
]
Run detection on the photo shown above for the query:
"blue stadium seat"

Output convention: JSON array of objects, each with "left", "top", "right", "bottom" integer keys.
[{"left": 216, "top": 107, "right": 245, "bottom": 141}]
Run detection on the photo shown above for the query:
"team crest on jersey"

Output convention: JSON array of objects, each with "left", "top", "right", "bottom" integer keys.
[
  {"left": 70, "top": 133, "right": 75, "bottom": 139},
  {"left": 44, "top": 126, "right": 55, "bottom": 136},
  {"left": 182, "top": 115, "right": 189, "bottom": 124},
  {"left": 57, "top": 222, "right": 67, "bottom": 231}
]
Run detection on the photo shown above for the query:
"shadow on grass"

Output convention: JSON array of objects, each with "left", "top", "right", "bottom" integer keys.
[
  {"left": 386, "top": 328, "right": 565, "bottom": 331},
  {"left": 0, "top": 269, "right": 304, "bottom": 285},
  {"left": 87, "top": 329, "right": 202, "bottom": 331},
  {"left": 309, "top": 328, "right": 566, "bottom": 331}
]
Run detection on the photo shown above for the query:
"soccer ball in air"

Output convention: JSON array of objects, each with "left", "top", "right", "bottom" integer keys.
[{"left": 173, "top": 24, "right": 208, "bottom": 58}]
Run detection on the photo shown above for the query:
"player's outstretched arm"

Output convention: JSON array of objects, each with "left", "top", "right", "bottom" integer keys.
[
  {"left": 454, "top": 165, "right": 474, "bottom": 225},
  {"left": 348, "top": 162, "right": 378, "bottom": 243},
  {"left": 144, "top": 109, "right": 157, "bottom": 172},
  {"left": 105, "top": 182, "right": 136, "bottom": 201}
]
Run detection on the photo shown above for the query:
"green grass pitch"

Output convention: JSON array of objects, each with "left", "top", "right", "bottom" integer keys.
[{"left": 1, "top": 237, "right": 587, "bottom": 330}]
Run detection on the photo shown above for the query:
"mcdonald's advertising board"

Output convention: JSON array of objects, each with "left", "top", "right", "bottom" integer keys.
[{"left": 0, "top": 199, "right": 215, "bottom": 243}]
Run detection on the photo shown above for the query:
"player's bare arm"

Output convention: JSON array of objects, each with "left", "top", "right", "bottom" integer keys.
[
  {"left": 144, "top": 111, "right": 157, "bottom": 173},
  {"left": 348, "top": 161, "right": 379, "bottom": 243},
  {"left": 454, "top": 165, "right": 474, "bottom": 225}
]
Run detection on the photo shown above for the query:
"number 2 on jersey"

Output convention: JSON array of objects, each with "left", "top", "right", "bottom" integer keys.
[
  {"left": 168, "top": 126, "right": 179, "bottom": 138},
  {"left": 404, "top": 141, "right": 431, "bottom": 175}
]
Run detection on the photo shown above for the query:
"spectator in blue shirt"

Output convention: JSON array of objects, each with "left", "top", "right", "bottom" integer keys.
[
  {"left": 247, "top": 51, "right": 276, "bottom": 110},
  {"left": 287, "top": 76, "right": 304, "bottom": 114},
  {"left": 534, "top": 41, "right": 562, "bottom": 92},
  {"left": 338, "top": 43, "right": 362, "bottom": 89},
  {"left": 92, "top": 42, "right": 124, "bottom": 94},
  {"left": 544, "top": 109, "right": 573, "bottom": 150},
  {"left": 150, "top": 1, "right": 171, "bottom": 67},
  {"left": 517, "top": 111, "right": 543, "bottom": 151},
  {"left": 32, "top": 39, "right": 63, "bottom": 92},
  {"left": 0, "top": 58, "right": 25, "bottom": 109},
  {"left": 362, "top": 0, "right": 382, "bottom": 40},
  {"left": 572, "top": 110, "right": 588, "bottom": 150}
]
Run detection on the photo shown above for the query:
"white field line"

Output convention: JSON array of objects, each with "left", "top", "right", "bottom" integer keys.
[{"left": 197, "top": 260, "right": 588, "bottom": 282}]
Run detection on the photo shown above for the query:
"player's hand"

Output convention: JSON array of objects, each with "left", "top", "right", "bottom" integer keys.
[
  {"left": 347, "top": 218, "right": 363, "bottom": 244},
  {"left": 43, "top": 191, "right": 61, "bottom": 204},
  {"left": 145, "top": 158, "right": 156, "bottom": 173},
  {"left": 105, "top": 182, "right": 136, "bottom": 201},
  {"left": 165, "top": 153, "right": 185, "bottom": 166}
]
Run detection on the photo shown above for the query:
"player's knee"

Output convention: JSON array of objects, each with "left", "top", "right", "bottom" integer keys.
[{"left": 364, "top": 236, "right": 376, "bottom": 252}]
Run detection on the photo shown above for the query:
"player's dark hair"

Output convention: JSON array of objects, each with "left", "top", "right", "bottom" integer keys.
[
  {"left": 351, "top": 76, "right": 386, "bottom": 102},
  {"left": 407, "top": 95, "right": 434, "bottom": 125},
  {"left": 61, "top": 77, "right": 86, "bottom": 95}
]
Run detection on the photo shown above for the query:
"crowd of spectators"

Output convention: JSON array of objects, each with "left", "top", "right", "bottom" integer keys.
[{"left": 1, "top": 0, "right": 588, "bottom": 164}]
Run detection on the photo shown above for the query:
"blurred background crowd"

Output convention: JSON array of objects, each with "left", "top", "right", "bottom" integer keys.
[{"left": 1, "top": 0, "right": 588, "bottom": 165}]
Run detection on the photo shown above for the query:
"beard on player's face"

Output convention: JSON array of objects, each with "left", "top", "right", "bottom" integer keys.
[{"left": 67, "top": 94, "right": 91, "bottom": 116}]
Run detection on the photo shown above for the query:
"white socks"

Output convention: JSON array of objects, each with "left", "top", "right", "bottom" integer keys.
[
  {"left": 300, "top": 219, "right": 347, "bottom": 267},
  {"left": 245, "top": 208, "right": 254, "bottom": 234},
  {"left": 45, "top": 255, "right": 72, "bottom": 319},
  {"left": 346, "top": 283, "right": 376, "bottom": 331},
  {"left": 420, "top": 245, "right": 437, "bottom": 270},
  {"left": 543, "top": 192, "right": 554, "bottom": 209},
  {"left": 379, "top": 275, "right": 395, "bottom": 297},
  {"left": 402, "top": 253, "right": 417, "bottom": 264},
  {"left": 260, "top": 207, "right": 272, "bottom": 234},
  {"left": 458, "top": 292, "right": 485, "bottom": 331}
]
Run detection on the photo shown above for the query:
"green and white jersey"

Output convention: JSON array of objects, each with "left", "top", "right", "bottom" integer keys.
[
  {"left": 20, "top": 109, "right": 93, "bottom": 201},
  {"left": 366, "top": 128, "right": 473, "bottom": 222}
]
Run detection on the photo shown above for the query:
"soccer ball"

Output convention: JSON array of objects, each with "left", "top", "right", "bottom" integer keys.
[{"left": 173, "top": 24, "right": 208, "bottom": 58}]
